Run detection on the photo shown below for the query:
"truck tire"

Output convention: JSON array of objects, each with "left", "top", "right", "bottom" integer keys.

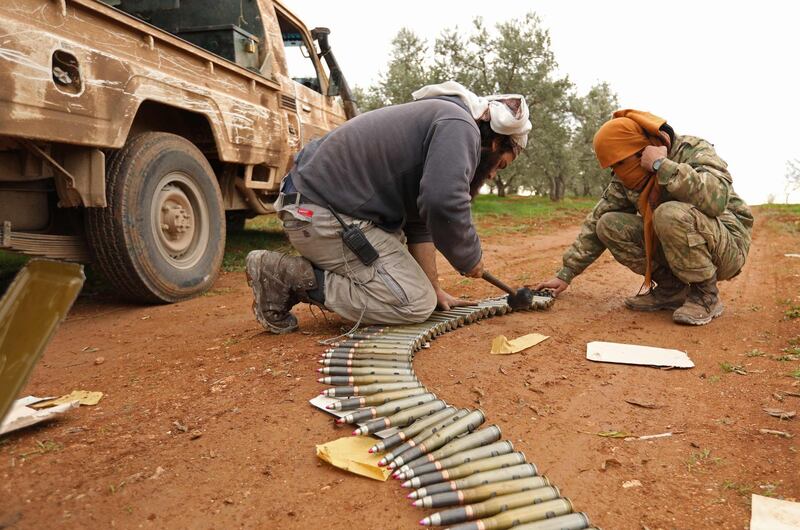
[{"left": 86, "top": 132, "right": 225, "bottom": 303}]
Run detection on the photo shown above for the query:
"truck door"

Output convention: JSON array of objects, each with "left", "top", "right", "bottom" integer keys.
[{"left": 273, "top": 7, "right": 345, "bottom": 146}]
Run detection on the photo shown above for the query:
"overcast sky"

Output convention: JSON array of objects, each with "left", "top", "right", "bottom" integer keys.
[{"left": 288, "top": 0, "right": 799, "bottom": 205}]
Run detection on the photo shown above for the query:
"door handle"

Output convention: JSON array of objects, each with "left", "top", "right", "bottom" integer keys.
[{"left": 301, "top": 104, "right": 312, "bottom": 112}]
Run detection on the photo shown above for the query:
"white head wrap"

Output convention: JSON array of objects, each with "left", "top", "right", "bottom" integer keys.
[{"left": 411, "top": 80, "right": 532, "bottom": 148}]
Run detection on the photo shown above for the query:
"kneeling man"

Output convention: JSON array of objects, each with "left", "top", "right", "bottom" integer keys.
[
  {"left": 247, "top": 81, "right": 531, "bottom": 333},
  {"left": 536, "top": 110, "right": 753, "bottom": 325}
]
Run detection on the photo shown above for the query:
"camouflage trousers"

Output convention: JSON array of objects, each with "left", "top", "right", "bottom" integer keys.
[{"left": 595, "top": 201, "right": 746, "bottom": 284}]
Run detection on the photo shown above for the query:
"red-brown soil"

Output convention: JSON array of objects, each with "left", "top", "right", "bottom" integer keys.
[{"left": 1, "top": 208, "right": 799, "bottom": 530}]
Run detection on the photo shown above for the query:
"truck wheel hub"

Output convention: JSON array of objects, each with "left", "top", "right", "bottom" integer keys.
[
  {"left": 149, "top": 170, "right": 211, "bottom": 271},
  {"left": 157, "top": 186, "right": 195, "bottom": 254}
]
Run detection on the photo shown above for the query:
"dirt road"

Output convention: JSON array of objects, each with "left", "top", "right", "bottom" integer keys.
[{"left": 1, "top": 209, "right": 798, "bottom": 530}]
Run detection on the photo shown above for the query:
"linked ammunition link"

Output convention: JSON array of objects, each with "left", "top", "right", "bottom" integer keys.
[{"left": 313, "top": 295, "right": 598, "bottom": 529}]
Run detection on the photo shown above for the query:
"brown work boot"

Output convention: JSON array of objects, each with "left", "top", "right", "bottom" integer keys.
[
  {"left": 624, "top": 269, "right": 688, "bottom": 312},
  {"left": 672, "top": 275, "right": 724, "bottom": 326},
  {"left": 245, "top": 250, "right": 317, "bottom": 334}
]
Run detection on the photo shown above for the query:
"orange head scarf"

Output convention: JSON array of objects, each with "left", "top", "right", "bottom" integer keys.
[{"left": 593, "top": 109, "right": 668, "bottom": 290}]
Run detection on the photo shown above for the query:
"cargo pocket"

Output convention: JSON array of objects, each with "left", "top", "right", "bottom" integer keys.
[
  {"left": 282, "top": 218, "right": 310, "bottom": 231},
  {"left": 708, "top": 223, "right": 746, "bottom": 281},
  {"left": 672, "top": 230, "right": 716, "bottom": 283},
  {"left": 686, "top": 232, "right": 707, "bottom": 249},
  {"left": 375, "top": 262, "right": 410, "bottom": 306}
]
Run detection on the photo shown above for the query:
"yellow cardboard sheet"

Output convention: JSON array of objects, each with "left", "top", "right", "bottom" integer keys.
[
  {"left": 32, "top": 390, "right": 103, "bottom": 409},
  {"left": 316, "top": 436, "right": 391, "bottom": 481},
  {"left": 491, "top": 333, "right": 549, "bottom": 355}
]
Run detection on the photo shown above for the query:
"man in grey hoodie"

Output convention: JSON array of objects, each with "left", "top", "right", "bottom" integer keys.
[{"left": 246, "top": 81, "right": 531, "bottom": 334}]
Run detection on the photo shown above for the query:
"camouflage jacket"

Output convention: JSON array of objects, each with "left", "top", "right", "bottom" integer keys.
[{"left": 556, "top": 135, "right": 754, "bottom": 283}]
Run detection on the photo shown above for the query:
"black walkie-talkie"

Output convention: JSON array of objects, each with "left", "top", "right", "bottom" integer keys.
[{"left": 327, "top": 205, "right": 379, "bottom": 266}]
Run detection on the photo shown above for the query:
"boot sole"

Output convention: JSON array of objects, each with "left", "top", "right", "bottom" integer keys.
[
  {"left": 624, "top": 302, "right": 683, "bottom": 312},
  {"left": 624, "top": 298, "right": 684, "bottom": 312},
  {"left": 246, "top": 252, "right": 299, "bottom": 334},
  {"left": 673, "top": 304, "right": 724, "bottom": 326}
]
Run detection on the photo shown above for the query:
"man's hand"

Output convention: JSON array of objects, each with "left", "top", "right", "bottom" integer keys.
[
  {"left": 463, "top": 259, "right": 485, "bottom": 279},
  {"left": 533, "top": 277, "right": 569, "bottom": 297},
  {"left": 435, "top": 288, "right": 472, "bottom": 311},
  {"left": 640, "top": 145, "right": 668, "bottom": 171}
]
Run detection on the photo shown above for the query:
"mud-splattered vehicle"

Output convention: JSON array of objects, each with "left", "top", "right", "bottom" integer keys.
[{"left": 0, "top": 0, "right": 357, "bottom": 302}]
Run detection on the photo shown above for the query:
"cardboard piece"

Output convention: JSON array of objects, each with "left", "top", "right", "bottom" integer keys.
[
  {"left": 750, "top": 494, "right": 800, "bottom": 530},
  {"left": 33, "top": 390, "right": 103, "bottom": 408},
  {"left": 586, "top": 341, "right": 694, "bottom": 368},
  {"left": 0, "top": 396, "right": 79, "bottom": 436},
  {"left": 308, "top": 395, "right": 399, "bottom": 439},
  {"left": 316, "top": 436, "right": 391, "bottom": 481},
  {"left": 491, "top": 333, "right": 549, "bottom": 355}
]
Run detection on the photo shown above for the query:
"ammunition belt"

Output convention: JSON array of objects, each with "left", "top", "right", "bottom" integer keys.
[{"left": 312, "top": 293, "right": 600, "bottom": 530}]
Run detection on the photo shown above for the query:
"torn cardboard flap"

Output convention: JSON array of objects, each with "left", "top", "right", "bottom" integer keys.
[
  {"left": 491, "top": 333, "right": 549, "bottom": 355},
  {"left": 33, "top": 390, "right": 103, "bottom": 408},
  {"left": 1, "top": 396, "right": 79, "bottom": 436},
  {"left": 316, "top": 436, "right": 391, "bottom": 481},
  {"left": 586, "top": 341, "right": 694, "bottom": 368}
]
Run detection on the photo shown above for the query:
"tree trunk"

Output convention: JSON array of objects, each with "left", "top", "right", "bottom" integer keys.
[
  {"left": 548, "top": 175, "right": 565, "bottom": 202},
  {"left": 494, "top": 175, "right": 514, "bottom": 197}
]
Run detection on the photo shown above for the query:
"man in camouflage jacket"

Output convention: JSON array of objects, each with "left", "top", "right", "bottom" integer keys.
[{"left": 536, "top": 110, "right": 753, "bottom": 325}]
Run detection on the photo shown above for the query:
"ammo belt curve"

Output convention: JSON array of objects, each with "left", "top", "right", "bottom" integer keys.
[{"left": 312, "top": 294, "right": 600, "bottom": 530}]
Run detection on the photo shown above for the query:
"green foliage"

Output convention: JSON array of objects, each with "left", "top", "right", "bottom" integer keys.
[
  {"left": 18, "top": 440, "right": 62, "bottom": 460},
  {"left": 0, "top": 250, "right": 112, "bottom": 298},
  {"left": 568, "top": 83, "right": 619, "bottom": 197},
  {"left": 721, "top": 480, "right": 753, "bottom": 496},
  {"left": 471, "top": 195, "right": 594, "bottom": 238},
  {"left": 720, "top": 361, "right": 747, "bottom": 375},
  {"left": 686, "top": 448, "right": 722, "bottom": 472},
  {"left": 785, "top": 159, "right": 800, "bottom": 200},
  {"left": 760, "top": 203, "right": 800, "bottom": 233},
  {"left": 356, "top": 28, "right": 430, "bottom": 111},
  {"left": 357, "top": 14, "right": 618, "bottom": 201},
  {"left": 760, "top": 203, "right": 800, "bottom": 214},
  {"left": 222, "top": 216, "right": 292, "bottom": 272},
  {"left": 0, "top": 249, "right": 29, "bottom": 285},
  {"left": 472, "top": 194, "right": 594, "bottom": 219},
  {"left": 785, "top": 303, "right": 800, "bottom": 320}
]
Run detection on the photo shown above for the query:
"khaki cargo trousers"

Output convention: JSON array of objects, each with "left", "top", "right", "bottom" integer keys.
[
  {"left": 595, "top": 201, "right": 746, "bottom": 284},
  {"left": 275, "top": 199, "right": 437, "bottom": 325}
]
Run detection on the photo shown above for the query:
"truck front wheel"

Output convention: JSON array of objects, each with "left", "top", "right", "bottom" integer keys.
[{"left": 86, "top": 132, "right": 225, "bottom": 303}]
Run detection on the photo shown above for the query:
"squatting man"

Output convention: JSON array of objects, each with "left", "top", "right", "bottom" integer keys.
[
  {"left": 536, "top": 110, "right": 753, "bottom": 326},
  {"left": 246, "top": 81, "right": 532, "bottom": 334}
]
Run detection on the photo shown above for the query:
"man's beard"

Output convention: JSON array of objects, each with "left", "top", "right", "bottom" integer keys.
[{"left": 470, "top": 147, "right": 506, "bottom": 198}]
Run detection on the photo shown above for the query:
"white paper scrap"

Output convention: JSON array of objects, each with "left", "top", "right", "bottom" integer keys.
[
  {"left": 751, "top": 494, "right": 800, "bottom": 530},
  {"left": 1, "top": 396, "right": 78, "bottom": 436},
  {"left": 308, "top": 395, "right": 399, "bottom": 439},
  {"left": 586, "top": 341, "right": 694, "bottom": 368},
  {"left": 309, "top": 395, "right": 348, "bottom": 419}
]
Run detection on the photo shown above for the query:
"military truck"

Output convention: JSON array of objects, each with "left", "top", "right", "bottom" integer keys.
[{"left": 0, "top": 0, "right": 357, "bottom": 302}]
